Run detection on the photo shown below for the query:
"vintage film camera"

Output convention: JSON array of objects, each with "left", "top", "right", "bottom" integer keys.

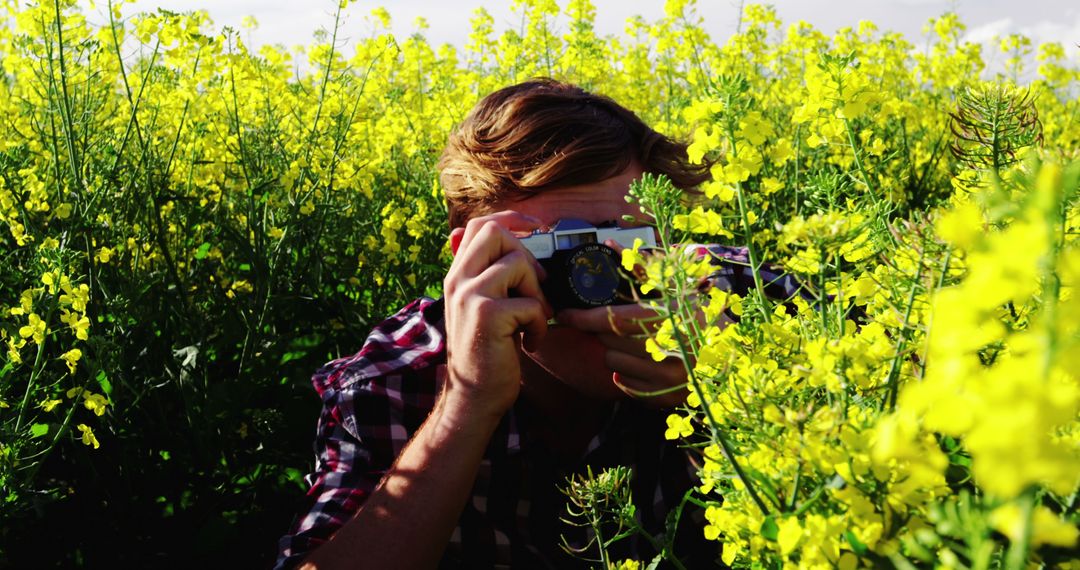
[{"left": 518, "top": 219, "right": 657, "bottom": 310}]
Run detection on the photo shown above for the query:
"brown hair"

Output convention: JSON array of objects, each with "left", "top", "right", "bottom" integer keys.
[{"left": 438, "top": 78, "right": 711, "bottom": 229}]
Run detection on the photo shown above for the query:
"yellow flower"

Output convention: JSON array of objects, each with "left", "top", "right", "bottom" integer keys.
[
  {"left": 702, "top": 180, "right": 736, "bottom": 202},
  {"left": 83, "top": 392, "right": 108, "bottom": 416},
  {"left": 230, "top": 280, "right": 254, "bottom": 294},
  {"left": 991, "top": 503, "right": 1079, "bottom": 548},
  {"left": 60, "top": 348, "right": 82, "bottom": 374},
  {"left": 736, "top": 111, "right": 775, "bottom": 146},
  {"left": 935, "top": 202, "right": 983, "bottom": 250},
  {"left": 776, "top": 517, "right": 802, "bottom": 555},
  {"left": 41, "top": 271, "right": 59, "bottom": 294},
  {"left": 77, "top": 424, "right": 100, "bottom": 449},
  {"left": 664, "top": 414, "right": 694, "bottom": 440},
  {"left": 40, "top": 399, "right": 62, "bottom": 412},
  {"left": 95, "top": 247, "right": 114, "bottom": 264},
  {"left": 19, "top": 313, "right": 46, "bottom": 344},
  {"left": 761, "top": 177, "right": 785, "bottom": 195},
  {"left": 672, "top": 207, "right": 732, "bottom": 237},
  {"left": 620, "top": 237, "right": 645, "bottom": 271},
  {"left": 767, "top": 138, "right": 794, "bottom": 165},
  {"left": 60, "top": 311, "right": 90, "bottom": 340}
]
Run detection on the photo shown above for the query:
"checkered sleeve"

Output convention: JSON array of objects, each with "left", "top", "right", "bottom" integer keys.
[
  {"left": 273, "top": 383, "right": 380, "bottom": 569},
  {"left": 273, "top": 298, "right": 447, "bottom": 569},
  {"left": 691, "top": 244, "right": 808, "bottom": 302}
]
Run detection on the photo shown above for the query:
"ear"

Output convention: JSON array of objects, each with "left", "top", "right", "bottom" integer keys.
[{"left": 449, "top": 228, "right": 466, "bottom": 257}]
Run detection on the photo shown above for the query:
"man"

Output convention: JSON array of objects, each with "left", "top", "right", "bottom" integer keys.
[{"left": 276, "top": 79, "right": 801, "bottom": 569}]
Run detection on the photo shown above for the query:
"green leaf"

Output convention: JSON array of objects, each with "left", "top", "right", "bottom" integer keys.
[
  {"left": 194, "top": 242, "right": 211, "bottom": 260},
  {"left": 96, "top": 371, "right": 112, "bottom": 395},
  {"left": 844, "top": 530, "right": 868, "bottom": 555},
  {"left": 280, "top": 350, "right": 308, "bottom": 365},
  {"left": 30, "top": 423, "right": 49, "bottom": 438},
  {"left": 760, "top": 515, "right": 779, "bottom": 541}
]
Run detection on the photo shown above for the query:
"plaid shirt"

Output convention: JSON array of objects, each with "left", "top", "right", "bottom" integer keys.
[{"left": 275, "top": 245, "right": 804, "bottom": 569}]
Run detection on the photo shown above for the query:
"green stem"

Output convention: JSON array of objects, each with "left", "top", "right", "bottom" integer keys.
[
  {"left": 14, "top": 303, "right": 56, "bottom": 435},
  {"left": 786, "top": 457, "right": 803, "bottom": 512},
  {"left": 670, "top": 321, "right": 770, "bottom": 517},
  {"left": 590, "top": 507, "right": 610, "bottom": 568},
  {"left": 883, "top": 237, "right": 927, "bottom": 412},
  {"left": 719, "top": 93, "right": 772, "bottom": 323},
  {"left": 20, "top": 375, "right": 89, "bottom": 489},
  {"left": 844, "top": 119, "right": 878, "bottom": 204},
  {"left": 734, "top": 179, "right": 773, "bottom": 324},
  {"left": 50, "top": 0, "right": 83, "bottom": 190}
]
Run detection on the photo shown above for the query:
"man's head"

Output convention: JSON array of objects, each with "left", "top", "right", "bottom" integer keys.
[{"left": 438, "top": 78, "right": 710, "bottom": 229}]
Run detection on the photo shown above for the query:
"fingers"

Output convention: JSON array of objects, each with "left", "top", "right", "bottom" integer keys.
[
  {"left": 440, "top": 211, "right": 555, "bottom": 417},
  {"left": 477, "top": 250, "right": 553, "bottom": 318},
  {"left": 604, "top": 348, "right": 684, "bottom": 384},
  {"left": 598, "top": 339, "right": 689, "bottom": 408},
  {"left": 498, "top": 297, "right": 548, "bottom": 352},
  {"left": 557, "top": 303, "right": 662, "bottom": 336},
  {"left": 613, "top": 372, "right": 688, "bottom": 408},
  {"left": 451, "top": 213, "right": 546, "bottom": 279},
  {"left": 594, "top": 333, "right": 643, "bottom": 354},
  {"left": 456, "top": 211, "right": 542, "bottom": 261}
]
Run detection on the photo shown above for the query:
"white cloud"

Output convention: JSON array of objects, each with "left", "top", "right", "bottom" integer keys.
[
  {"left": 962, "top": 17, "right": 1015, "bottom": 44},
  {"left": 1021, "top": 13, "right": 1080, "bottom": 57},
  {"left": 960, "top": 13, "right": 1080, "bottom": 63}
]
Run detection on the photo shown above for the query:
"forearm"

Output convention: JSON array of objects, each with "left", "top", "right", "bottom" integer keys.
[{"left": 298, "top": 395, "right": 501, "bottom": 570}]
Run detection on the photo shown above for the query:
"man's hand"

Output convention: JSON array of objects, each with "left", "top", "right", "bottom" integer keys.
[
  {"left": 443, "top": 211, "right": 553, "bottom": 420},
  {"left": 300, "top": 211, "right": 552, "bottom": 570},
  {"left": 555, "top": 303, "right": 690, "bottom": 408}
]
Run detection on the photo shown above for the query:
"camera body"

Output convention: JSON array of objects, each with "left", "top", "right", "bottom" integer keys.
[{"left": 518, "top": 219, "right": 656, "bottom": 310}]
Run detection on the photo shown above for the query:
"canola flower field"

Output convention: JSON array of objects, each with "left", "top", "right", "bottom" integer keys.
[{"left": 0, "top": 0, "right": 1077, "bottom": 567}]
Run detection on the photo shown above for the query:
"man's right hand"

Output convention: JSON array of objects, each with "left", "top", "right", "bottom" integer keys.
[
  {"left": 442, "top": 211, "right": 553, "bottom": 421},
  {"left": 299, "top": 211, "right": 553, "bottom": 570}
]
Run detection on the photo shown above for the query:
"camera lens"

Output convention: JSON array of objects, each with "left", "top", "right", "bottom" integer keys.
[{"left": 564, "top": 243, "right": 621, "bottom": 307}]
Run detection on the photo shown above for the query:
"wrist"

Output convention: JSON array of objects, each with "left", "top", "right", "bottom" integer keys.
[
  {"left": 436, "top": 384, "right": 510, "bottom": 434},
  {"left": 438, "top": 387, "right": 504, "bottom": 425}
]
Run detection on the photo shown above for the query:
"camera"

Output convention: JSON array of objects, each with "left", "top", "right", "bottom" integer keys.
[{"left": 518, "top": 219, "right": 656, "bottom": 310}]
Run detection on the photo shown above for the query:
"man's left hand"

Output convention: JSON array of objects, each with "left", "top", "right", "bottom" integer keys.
[{"left": 556, "top": 303, "right": 689, "bottom": 408}]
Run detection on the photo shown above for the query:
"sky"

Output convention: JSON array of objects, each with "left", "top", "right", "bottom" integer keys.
[{"left": 95, "top": 0, "right": 1080, "bottom": 63}]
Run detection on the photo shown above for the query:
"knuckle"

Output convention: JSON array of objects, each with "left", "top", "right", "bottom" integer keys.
[
  {"left": 503, "top": 249, "right": 529, "bottom": 268},
  {"left": 443, "top": 272, "right": 467, "bottom": 296},
  {"left": 464, "top": 216, "right": 486, "bottom": 232},
  {"left": 476, "top": 218, "right": 503, "bottom": 237},
  {"left": 473, "top": 296, "right": 500, "bottom": 318}
]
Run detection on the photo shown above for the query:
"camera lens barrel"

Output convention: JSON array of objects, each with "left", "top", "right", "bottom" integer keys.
[{"left": 541, "top": 243, "right": 626, "bottom": 310}]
